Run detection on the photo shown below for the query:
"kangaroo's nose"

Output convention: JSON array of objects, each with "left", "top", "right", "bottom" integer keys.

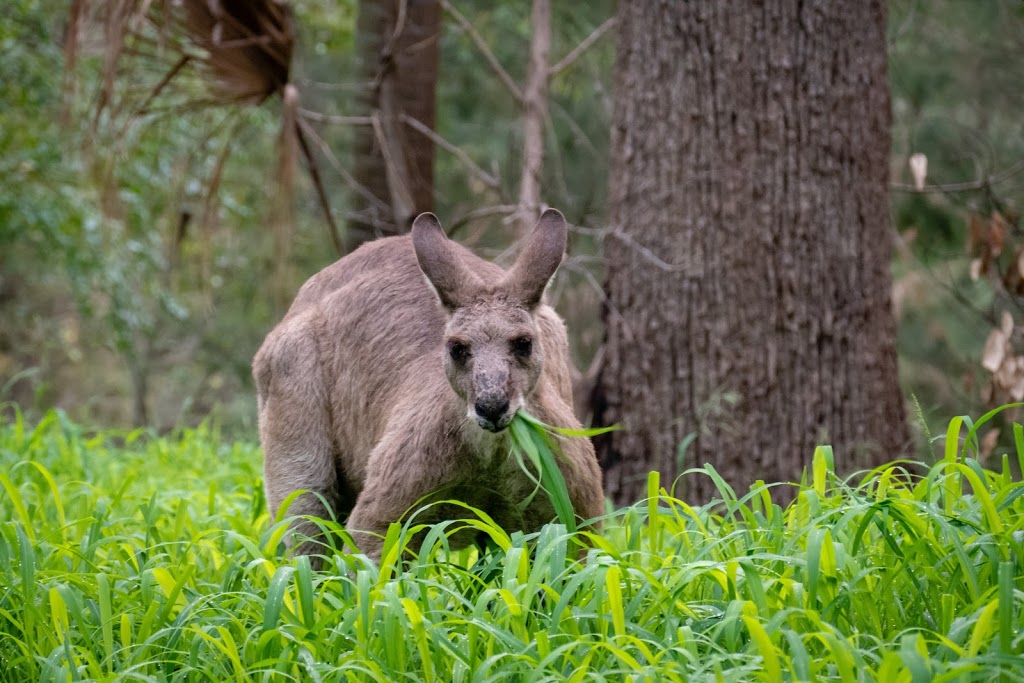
[{"left": 474, "top": 395, "right": 510, "bottom": 425}]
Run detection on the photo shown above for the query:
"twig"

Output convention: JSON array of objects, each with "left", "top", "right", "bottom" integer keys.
[
  {"left": 449, "top": 204, "right": 518, "bottom": 236},
  {"left": 891, "top": 160, "right": 1024, "bottom": 194},
  {"left": 372, "top": 110, "right": 416, "bottom": 228},
  {"left": 549, "top": 99, "right": 602, "bottom": 160},
  {"left": 401, "top": 114, "right": 500, "bottom": 190},
  {"left": 561, "top": 259, "right": 634, "bottom": 344},
  {"left": 298, "top": 117, "right": 391, "bottom": 216},
  {"left": 609, "top": 229, "right": 698, "bottom": 274},
  {"left": 299, "top": 108, "right": 374, "bottom": 126},
  {"left": 381, "top": 0, "right": 409, "bottom": 62},
  {"left": 441, "top": 0, "right": 523, "bottom": 102},
  {"left": 548, "top": 17, "right": 616, "bottom": 77},
  {"left": 295, "top": 116, "right": 344, "bottom": 255},
  {"left": 296, "top": 79, "right": 376, "bottom": 92},
  {"left": 133, "top": 54, "right": 191, "bottom": 116}
]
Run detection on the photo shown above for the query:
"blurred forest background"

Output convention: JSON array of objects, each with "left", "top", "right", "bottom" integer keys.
[{"left": 2, "top": 0, "right": 1024, "bottom": 471}]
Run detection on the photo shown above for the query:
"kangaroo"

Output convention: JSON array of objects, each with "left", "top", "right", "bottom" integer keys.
[{"left": 253, "top": 209, "right": 604, "bottom": 562}]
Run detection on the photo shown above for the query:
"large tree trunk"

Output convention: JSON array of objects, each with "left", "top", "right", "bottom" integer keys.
[
  {"left": 349, "top": 0, "right": 440, "bottom": 247},
  {"left": 594, "top": 1, "right": 909, "bottom": 505}
]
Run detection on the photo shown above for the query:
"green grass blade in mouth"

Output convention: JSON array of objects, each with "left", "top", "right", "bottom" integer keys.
[{"left": 508, "top": 413, "right": 578, "bottom": 532}]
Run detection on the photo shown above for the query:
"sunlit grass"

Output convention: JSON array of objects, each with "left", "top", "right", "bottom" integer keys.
[{"left": 1, "top": 407, "right": 1022, "bottom": 681}]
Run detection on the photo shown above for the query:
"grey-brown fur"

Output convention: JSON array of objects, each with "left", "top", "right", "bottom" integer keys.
[{"left": 253, "top": 209, "right": 604, "bottom": 562}]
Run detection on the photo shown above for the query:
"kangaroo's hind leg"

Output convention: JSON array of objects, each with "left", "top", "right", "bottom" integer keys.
[{"left": 254, "top": 318, "right": 351, "bottom": 569}]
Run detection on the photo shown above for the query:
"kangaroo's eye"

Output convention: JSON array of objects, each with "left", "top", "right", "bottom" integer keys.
[
  {"left": 449, "top": 341, "right": 470, "bottom": 363},
  {"left": 512, "top": 337, "right": 533, "bottom": 358}
]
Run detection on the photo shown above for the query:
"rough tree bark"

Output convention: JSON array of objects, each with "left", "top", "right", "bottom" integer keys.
[
  {"left": 350, "top": 0, "right": 440, "bottom": 247},
  {"left": 594, "top": 1, "right": 909, "bottom": 505}
]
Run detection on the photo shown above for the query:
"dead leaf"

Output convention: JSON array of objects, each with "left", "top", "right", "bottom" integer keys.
[
  {"left": 988, "top": 211, "right": 1006, "bottom": 257},
  {"left": 980, "top": 428, "right": 1000, "bottom": 459},
  {"left": 970, "top": 257, "right": 983, "bottom": 281},
  {"left": 1011, "top": 363, "right": 1024, "bottom": 401},
  {"left": 909, "top": 153, "right": 928, "bottom": 191},
  {"left": 1001, "top": 310, "right": 1014, "bottom": 337},
  {"left": 982, "top": 326, "right": 1008, "bottom": 372},
  {"left": 968, "top": 213, "right": 985, "bottom": 254}
]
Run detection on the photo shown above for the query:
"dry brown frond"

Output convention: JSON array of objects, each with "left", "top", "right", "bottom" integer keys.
[
  {"left": 69, "top": 0, "right": 295, "bottom": 119},
  {"left": 179, "top": 0, "right": 294, "bottom": 105}
]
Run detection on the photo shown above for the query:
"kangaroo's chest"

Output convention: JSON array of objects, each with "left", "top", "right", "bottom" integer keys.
[{"left": 414, "top": 439, "right": 554, "bottom": 539}]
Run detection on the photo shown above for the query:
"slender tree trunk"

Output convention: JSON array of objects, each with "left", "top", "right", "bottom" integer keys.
[
  {"left": 515, "top": 0, "right": 550, "bottom": 234},
  {"left": 594, "top": 1, "right": 909, "bottom": 505},
  {"left": 350, "top": 0, "right": 440, "bottom": 247}
]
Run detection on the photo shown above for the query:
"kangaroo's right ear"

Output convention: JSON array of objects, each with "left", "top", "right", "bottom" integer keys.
[
  {"left": 412, "top": 213, "right": 480, "bottom": 311},
  {"left": 502, "top": 209, "right": 568, "bottom": 309}
]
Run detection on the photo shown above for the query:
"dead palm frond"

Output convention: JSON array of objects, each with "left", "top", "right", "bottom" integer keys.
[{"left": 178, "top": 0, "right": 293, "bottom": 106}]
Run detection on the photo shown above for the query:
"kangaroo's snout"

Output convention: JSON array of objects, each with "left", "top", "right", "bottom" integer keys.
[{"left": 474, "top": 394, "right": 511, "bottom": 431}]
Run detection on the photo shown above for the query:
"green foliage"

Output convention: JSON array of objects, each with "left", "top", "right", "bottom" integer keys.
[
  {"left": 508, "top": 412, "right": 618, "bottom": 533},
  {"left": 1, "top": 409, "right": 1022, "bottom": 680},
  {"left": 888, "top": 0, "right": 1024, "bottom": 442}
]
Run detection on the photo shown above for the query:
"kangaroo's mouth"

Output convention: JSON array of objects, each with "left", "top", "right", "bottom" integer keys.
[{"left": 474, "top": 414, "right": 512, "bottom": 432}]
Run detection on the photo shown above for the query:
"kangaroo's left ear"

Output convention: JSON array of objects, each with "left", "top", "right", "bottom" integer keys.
[{"left": 502, "top": 209, "right": 567, "bottom": 309}]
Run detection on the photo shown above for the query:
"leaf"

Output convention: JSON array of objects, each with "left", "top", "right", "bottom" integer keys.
[
  {"left": 515, "top": 410, "right": 618, "bottom": 438},
  {"left": 605, "top": 564, "right": 625, "bottom": 637},
  {"left": 988, "top": 211, "right": 1007, "bottom": 257},
  {"left": 909, "top": 153, "right": 927, "bottom": 190},
  {"left": 742, "top": 616, "right": 781, "bottom": 682},
  {"left": 981, "top": 327, "right": 1008, "bottom": 372},
  {"left": 980, "top": 428, "right": 1000, "bottom": 460},
  {"left": 263, "top": 565, "right": 295, "bottom": 633},
  {"left": 968, "top": 213, "right": 985, "bottom": 254},
  {"left": 967, "top": 600, "right": 999, "bottom": 657}
]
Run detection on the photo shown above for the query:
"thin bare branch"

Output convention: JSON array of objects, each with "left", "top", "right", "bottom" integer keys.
[
  {"left": 400, "top": 113, "right": 500, "bottom": 190},
  {"left": 548, "top": 16, "right": 616, "bottom": 77},
  {"left": 298, "top": 117, "right": 391, "bottom": 216},
  {"left": 449, "top": 204, "right": 518, "bottom": 235},
  {"left": 441, "top": 0, "right": 523, "bottom": 102},
  {"left": 299, "top": 109, "right": 374, "bottom": 126},
  {"left": 891, "top": 160, "right": 1024, "bottom": 194},
  {"left": 561, "top": 259, "right": 634, "bottom": 344},
  {"left": 296, "top": 78, "right": 376, "bottom": 92},
  {"left": 609, "top": 228, "right": 698, "bottom": 275},
  {"left": 514, "top": 0, "right": 551, "bottom": 234},
  {"left": 133, "top": 54, "right": 191, "bottom": 116},
  {"left": 372, "top": 110, "right": 417, "bottom": 228},
  {"left": 295, "top": 115, "right": 344, "bottom": 256},
  {"left": 549, "top": 99, "right": 602, "bottom": 159},
  {"left": 381, "top": 0, "right": 409, "bottom": 61}
]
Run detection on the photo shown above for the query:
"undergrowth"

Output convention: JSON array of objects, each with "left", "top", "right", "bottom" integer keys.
[{"left": 0, "top": 408, "right": 1022, "bottom": 681}]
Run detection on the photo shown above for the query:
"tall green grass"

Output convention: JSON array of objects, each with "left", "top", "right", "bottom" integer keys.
[{"left": 1, "top": 408, "right": 1022, "bottom": 681}]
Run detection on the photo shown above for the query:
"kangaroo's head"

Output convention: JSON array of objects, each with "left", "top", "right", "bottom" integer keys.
[{"left": 412, "top": 209, "right": 567, "bottom": 432}]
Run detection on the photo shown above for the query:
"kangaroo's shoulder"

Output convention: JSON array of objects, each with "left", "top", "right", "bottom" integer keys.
[{"left": 286, "top": 235, "right": 508, "bottom": 316}]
